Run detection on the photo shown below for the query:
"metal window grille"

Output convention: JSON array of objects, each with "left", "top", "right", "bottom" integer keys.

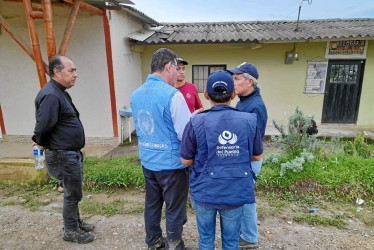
[{"left": 192, "top": 65, "right": 226, "bottom": 93}]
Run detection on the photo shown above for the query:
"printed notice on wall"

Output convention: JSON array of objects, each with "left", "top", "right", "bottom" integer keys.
[
  {"left": 325, "top": 40, "right": 367, "bottom": 59},
  {"left": 304, "top": 61, "right": 328, "bottom": 94}
]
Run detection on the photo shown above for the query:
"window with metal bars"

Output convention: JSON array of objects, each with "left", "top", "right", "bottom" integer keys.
[{"left": 192, "top": 65, "right": 227, "bottom": 93}]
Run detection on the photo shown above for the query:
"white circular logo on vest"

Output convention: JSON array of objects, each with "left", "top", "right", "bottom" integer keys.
[
  {"left": 218, "top": 130, "right": 237, "bottom": 145},
  {"left": 186, "top": 93, "right": 191, "bottom": 99},
  {"left": 137, "top": 110, "right": 154, "bottom": 135}
]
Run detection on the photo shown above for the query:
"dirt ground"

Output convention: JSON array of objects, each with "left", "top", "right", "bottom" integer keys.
[{"left": 0, "top": 186, "right": 373, "bottom": 250}]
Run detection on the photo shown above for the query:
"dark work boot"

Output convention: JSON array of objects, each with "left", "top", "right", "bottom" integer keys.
[
  {"left": 78, "top": 219, "right": 95, "bottom": 232},
  {"left": 148, "top": 235, "right": 166, "bottom": 250},
  {"left": 63, "top": 228, "right": 94, "bottom": 244},
  {"left": 166, "top": 239, "right": 185, "bottom": 250}
]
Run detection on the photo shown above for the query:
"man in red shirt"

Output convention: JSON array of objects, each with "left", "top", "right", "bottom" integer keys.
[{"left": 176, "top": 58, "right": 204, "bottom": 114}]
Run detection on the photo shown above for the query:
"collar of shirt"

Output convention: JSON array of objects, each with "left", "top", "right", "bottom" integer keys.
[
  {"left": 210, "top": 105, "right": 239, "bottom": 112},
  {"left": 238, "top": 88, "right": 260, "bottom": 102},
  {"left": 51, "top": 79, "right": 66, "bottom": 92}
]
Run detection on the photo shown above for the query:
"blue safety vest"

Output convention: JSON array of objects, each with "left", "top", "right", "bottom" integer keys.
[
  {"left": 190, "top": 105, "right": 257, "bottom": 205},
  {"left": 130, "top": 74, "right": 185, "bottom": 171}
]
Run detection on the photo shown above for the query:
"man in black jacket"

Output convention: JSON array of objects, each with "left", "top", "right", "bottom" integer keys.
[{"left": 32, "top": 55, "right": 94, "bottom": 244}]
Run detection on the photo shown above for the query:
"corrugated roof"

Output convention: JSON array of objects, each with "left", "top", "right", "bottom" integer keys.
[
  {"left": 128, "top": 29, "right": 156, "bottom": 41},
  {"left": 80, "top": 1, "right": 159, "bottom": 26},
  {"left": 120, "top": 5, "right": 160, "bottom": 26},
  {"left": 80, "top": 0, "right": 134, "bottom": 8},
  {"left": 129, "top": 18, "right": 374, "bottom": 44}
]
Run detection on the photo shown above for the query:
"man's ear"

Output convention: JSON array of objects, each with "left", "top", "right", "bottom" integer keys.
[
  {"left": 204, "top": 90, "right": 210, "bottom": 101},
  {"left": 230, "top": 90, "right": 236, "bottom": 100},
  {"left": 248, "top": 78, "right": 254, "bottom": 87},
  {"left": 165, "top": 62, "right": 172, "bottom": 73},
  {"left": 53, "top": 68, "right": 60, "bottom": 78}
]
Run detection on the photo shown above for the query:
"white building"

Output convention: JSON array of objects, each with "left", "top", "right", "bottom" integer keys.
[{"left": 0, "top": 0, "right": 157, "bottom": 144}]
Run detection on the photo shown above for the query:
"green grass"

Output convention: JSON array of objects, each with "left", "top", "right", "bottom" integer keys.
[
  {"left": 257, "top": 154, "right": 374, "bottom": 203},
  {"left": 83, "top": 156, "right": 144, "bottom": 190},
  {"left": 79, "top": 198, "right": 144, "bottom": 216},
  {"left": 294, "top": 214, "right": 346, "bottom": 228}
]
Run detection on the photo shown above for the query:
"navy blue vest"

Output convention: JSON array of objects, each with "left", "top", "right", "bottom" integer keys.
[
  {"left": 131, "top": 75, "right": 184, "bottom": 171},
  {"left": 190, "top": 105, "right": 257, "bottom": 205}
]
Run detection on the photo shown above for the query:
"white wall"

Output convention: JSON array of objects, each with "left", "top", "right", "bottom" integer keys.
[
  {"left": 0, "top": 1, "right": 116, "bottom": 139},
  {"left": 108, "top": 9, "right": 144, "bottom": 140}
]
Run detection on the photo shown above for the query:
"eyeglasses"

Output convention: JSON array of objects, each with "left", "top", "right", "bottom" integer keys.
[{"left": 176, "top": 67, "right": 186, "bottom": 72}]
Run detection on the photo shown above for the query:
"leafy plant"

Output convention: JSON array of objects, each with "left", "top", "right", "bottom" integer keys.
[
  {"left": 272, "top": 106, "right": 323, "bottom": 157},
  {"left": 344, "top": 133, "right": 371, "bottom": 158}
]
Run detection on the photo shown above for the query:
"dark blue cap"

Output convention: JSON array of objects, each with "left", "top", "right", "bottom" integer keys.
[
  {"left": 228, "top": 62, "right": 259, "bottom": 79},
  {"left": 206, "top": 70, "right": 234, "bottom": 95},
  {"left": 177, "top": 57, "right": 188, "bottom": 65}
]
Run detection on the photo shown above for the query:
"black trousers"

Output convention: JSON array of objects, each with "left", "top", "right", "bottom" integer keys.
[
  {"left": 142, "top": 166, "right": 189, "bottom": 247},
  {"left": 45, "top": 149, "right": 83, "bottom": 230}
]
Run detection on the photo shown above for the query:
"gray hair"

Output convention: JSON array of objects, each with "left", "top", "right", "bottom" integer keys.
[
  {"left": 49, "top": 55, "right": 66, "bottom": 77},
  {"left": 151, "top": 48, "right": 177, "bottom": 73},
  {"left": 243, "top": 73, "right": 258, "bottom": 89}
]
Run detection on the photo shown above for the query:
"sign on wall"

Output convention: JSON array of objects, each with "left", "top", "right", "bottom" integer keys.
[
  {"left": 325, "top": 40, "right": 368, "bottom": 59},
  {"left": 304, "top": 61, "right": 328, "bottom": 94}
]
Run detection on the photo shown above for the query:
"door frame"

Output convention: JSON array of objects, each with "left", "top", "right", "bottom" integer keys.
[{"left": 321, "top": 59, "right": 365, "bottom": 124}]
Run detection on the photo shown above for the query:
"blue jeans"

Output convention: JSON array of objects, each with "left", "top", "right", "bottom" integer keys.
[
  {"left": 240, "top": 160, "right": 262, "bottom": 243},
  {"left": 142, "top": 167, "right": 189, "bottom": 248},
  {"left": 45, "top": 150, "right": 83, "bottom": 230},
  {"left": 193, "top": 200, "right": 243, "bottom": 250}
]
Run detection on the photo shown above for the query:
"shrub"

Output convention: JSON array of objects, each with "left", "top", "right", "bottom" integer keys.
[
  {"left": 272, "top": 106, "right": 323, "bottom": 157},
  {"left": 343, "top": 133, "right": 371, "bottom": 158}
]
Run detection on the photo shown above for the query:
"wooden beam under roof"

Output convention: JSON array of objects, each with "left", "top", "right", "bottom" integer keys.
[
  {"left": 23, "top": 0, "right": 48, "bottom": 87},
  {"left": 42, "top": 0, "right": 56, "bottom": 61},
  {"left": 58, "top": 0, "right": 80, "bottom": 55},
  {"left": 62, "top": 0, "right": 103, "bottom": 15},
  {"left": 0, "top": 15, "right": 49, "bottom": 74}
]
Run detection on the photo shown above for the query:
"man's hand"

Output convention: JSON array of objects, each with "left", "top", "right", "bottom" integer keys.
[
  {"left": 192, "top": 108, "right": 204, "bottom": 116},
  {"left": 252, "top": 154, "right": 262, "bottom": 162},
  {"left": 181, "top": 157, "right": 194, "bottom": 166},
  {"left": 32, "top": 142, "right": 44, "bottom": 151}
]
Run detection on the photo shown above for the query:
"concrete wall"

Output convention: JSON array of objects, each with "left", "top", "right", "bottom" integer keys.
[
  {"left": 0, "top": 2, "right": 144, "bottom": 143},
  {"left": 139, "top": 41, "right": 374, "bottom": 127},
  {"left": 108, "top": 9, "right": 143, "bottom": 139},
  {"left": 358, "top": 41, "right": 374, "bottom": 126}
]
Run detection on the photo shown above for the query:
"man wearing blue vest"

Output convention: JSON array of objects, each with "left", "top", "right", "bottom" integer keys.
[
  {"left": 181, "top": 70, "right": 263, "bottom": 250},
  {"left": 228, "top": 62, "right": 268, "bottom": 249},
  {"left": 130, "top": 48, "right": 191, "bottom": 250}
]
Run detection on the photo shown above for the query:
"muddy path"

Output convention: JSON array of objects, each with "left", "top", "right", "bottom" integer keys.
[{"left": 0, "top": 188, "right": 373, "bottom": 250}]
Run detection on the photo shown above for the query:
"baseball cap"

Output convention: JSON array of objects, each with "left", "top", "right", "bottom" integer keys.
[
  {"left": 206, "top": 70, "right": 234, "bottom": 95},
  {"left": 228, "top": 62, "right": 259, "bottom": 79},
  {"left": 177, "top": 57, "right": 188, "bottom": 65}
]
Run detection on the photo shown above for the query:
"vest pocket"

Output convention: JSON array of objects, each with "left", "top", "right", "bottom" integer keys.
[{"left": 206, "top": 164, "right": 252, "bottom": 179}]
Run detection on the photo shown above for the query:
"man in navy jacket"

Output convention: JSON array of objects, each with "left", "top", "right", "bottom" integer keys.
[
  {"left": 181, "top": 70, "right": 263, "bottom": 250},
  {"left": 228, "top": 62, "right": 268, "bottom": 249}
]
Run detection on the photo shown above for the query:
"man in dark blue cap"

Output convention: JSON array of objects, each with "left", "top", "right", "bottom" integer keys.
[
  {"left": 228, "top": 62, "right": 268, "bottom": 249},
  {"left": 180, "top": 70, "right": 263, "bottom": 250}
]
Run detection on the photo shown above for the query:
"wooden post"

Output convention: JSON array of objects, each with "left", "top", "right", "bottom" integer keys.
[
  {"left": 79, "top": 1, "right": 103, "bottom": 15},
  {"left": 58, "top": 0, "right": 80, "bottom": 55},
  {"left": 42, "top": 0, "right": 56, "bottom": 61},
  {"left": 0, "top": 104, "right": 6, "bottom": 135},
  {"left": 31, "top": 3, "right": 43, "bottom": 11},
  {"left": 0, "top": 15, "right": 49, "bottom": 74},
  {"left": 23, "top": 0, "right": 47, "bottom": 88},
  {"left": 103, "top": 11, "right": 118, "bottom": 138}
]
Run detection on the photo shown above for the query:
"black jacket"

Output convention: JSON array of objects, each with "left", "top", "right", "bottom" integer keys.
[{"left": 32, "top": 79, "right": 85, "bottom": 150}]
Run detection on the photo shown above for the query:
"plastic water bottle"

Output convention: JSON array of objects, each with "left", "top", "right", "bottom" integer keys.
[{"left": 33, "top": 145, "right": 44, "bottom": 169}]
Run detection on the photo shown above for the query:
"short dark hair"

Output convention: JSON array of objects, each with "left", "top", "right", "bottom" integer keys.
[
  {"left": 151, "top": 48, "right": 177, "bottom": 73},
  {"left": 208, "top": 86, "right": 232, "bottom": 103},
  {"left": 49, "top": 55, "right": 65, "bottom": 77}
]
